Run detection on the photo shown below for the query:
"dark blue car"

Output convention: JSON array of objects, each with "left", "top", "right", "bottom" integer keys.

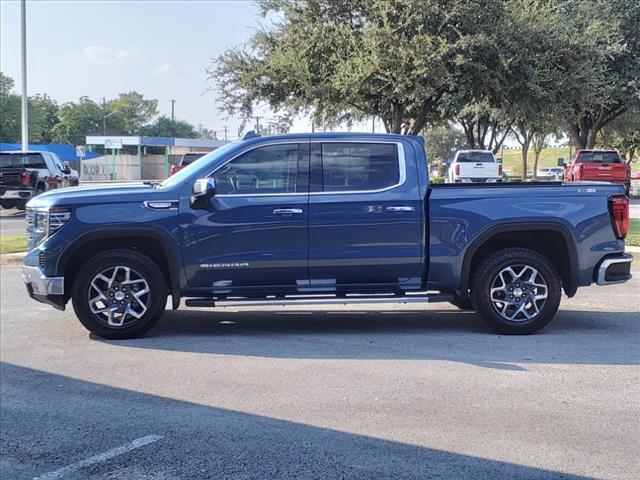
[{"left": 22, "top": 133, "right": 633, "bottom": 338}]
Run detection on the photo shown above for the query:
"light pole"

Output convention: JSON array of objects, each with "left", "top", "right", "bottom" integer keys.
[{"left": 20, "top": 0, "right": 28, "bottom": 150}]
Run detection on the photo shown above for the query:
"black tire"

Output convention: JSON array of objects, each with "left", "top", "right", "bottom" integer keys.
[
  {"left": 71, "top": 249, "right": 167, "bottom": 339},
  {"left": 449, "top": 295, "right": 474, "bottom": 311},
  {"left": 471, "top": 248, "right": 561, "bottom": 334},
  {"left": 15, "top": 200, "right": 26, "bottom": 211},
  {"left": 0, "top": 200, "right": 17, "bottom": 209}
]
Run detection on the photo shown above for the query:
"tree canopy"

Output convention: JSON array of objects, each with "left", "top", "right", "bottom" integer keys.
[{"left": 212, "top": 0, "right": 639, "bottom": 148}]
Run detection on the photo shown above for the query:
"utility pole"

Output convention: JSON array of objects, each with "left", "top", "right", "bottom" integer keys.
[
  {"left": 102, "top": 97, "right": 107, "bottom": 135},
  {"left": 372, "top": 116, "right": 375, "bottom": 134},
  {"left": 171, "top": 99, "right": 176, "bottom": 121},
  {"left": 223, "top": 125, "right": 228, "bottom": 141},
  {"left": 254, "top": 116, "right": 261, "bottom": 134},
  {"left": 20, "top": 0, "right": 28, "bottom": 150}
]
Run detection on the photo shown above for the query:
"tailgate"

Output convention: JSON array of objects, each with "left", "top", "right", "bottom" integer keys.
[
  {"left": 579, "top": 163, "right": 628, "bottom": 182},
  {"left": 458, "top": 162, "right": 500, "bottom": 178},
  {"left": 0, "top": 168, "right": 24, "bottom": 187}
]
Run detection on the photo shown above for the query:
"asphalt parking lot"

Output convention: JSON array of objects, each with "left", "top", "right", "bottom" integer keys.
[{"left": 1, "top": 262, "right": 638, "bottom": 480}]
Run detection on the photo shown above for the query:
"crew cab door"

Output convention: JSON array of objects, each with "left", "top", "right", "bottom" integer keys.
[
  {"left": 181, "top": 142, "right": 310, "bottom": 294},
  {"left": 307, "top": 141, "right": 424, "bottom": 290}
]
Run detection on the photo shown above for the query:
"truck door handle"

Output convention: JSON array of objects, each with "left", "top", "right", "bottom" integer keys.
[
  {"left": 386, "top": 206, "right": 415, "bottom": 212},
  {"left": 273, "top": 208, "right": 303, "bottom": 215}
]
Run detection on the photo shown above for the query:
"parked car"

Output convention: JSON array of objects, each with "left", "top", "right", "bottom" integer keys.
[
  {"left": 561, "top": 149, "right": 630, "bottom": 193},
  {"left": 169, "top": 152, "right": 207, "bottom": 176},
  {"left": 22, "top": 133, "right": 632, "bottom": 339},
  {"left": 447, "top": 150, "right": 502, "bottom": 183},
  {"left": 537, "top": 167, "right": 564, "bottom": 181},
  {"left": 0, "top": 151, "right": 79, "bottom": 210}
]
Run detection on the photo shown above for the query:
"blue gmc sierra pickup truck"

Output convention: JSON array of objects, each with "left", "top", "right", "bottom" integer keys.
[{"left": 22, "top": 133, "right": 633, "bottom": 339}]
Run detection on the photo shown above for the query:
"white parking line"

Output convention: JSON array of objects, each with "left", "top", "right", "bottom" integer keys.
[{"left": 32, "top": 434, "right": 163, "bottom": 480}]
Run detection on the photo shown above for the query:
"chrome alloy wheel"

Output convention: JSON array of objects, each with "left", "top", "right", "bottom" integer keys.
[
  {"left": 88, "top": 266, "right": 150, "bottom": 327},
  {"left": 489, "top": 264, "right": 548, "bottom": 322}
]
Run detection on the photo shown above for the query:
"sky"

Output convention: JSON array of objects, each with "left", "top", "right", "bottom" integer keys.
[{"left": 0, "top": 0, "right": 314, "bottom": 139}]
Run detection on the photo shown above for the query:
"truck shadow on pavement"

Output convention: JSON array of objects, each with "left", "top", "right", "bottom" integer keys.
[
  {"left": 1, "top": 362, "right": 598, "bottom": 480},
  {"left": 97, "top": 308, "right": 640, "bottom": 369}
]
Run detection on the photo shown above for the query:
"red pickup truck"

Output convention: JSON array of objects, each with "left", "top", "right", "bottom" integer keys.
[{"left": 560, "top": 149, "right": 630, "bottom": 193}]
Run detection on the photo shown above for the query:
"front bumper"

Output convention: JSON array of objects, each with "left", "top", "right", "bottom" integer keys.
[
  {"left": 0, "top": 188, "right": 33, "bottom": 200},
  {"left": 595, "top": 253, "right": 633, "bottom": 285},
  {"left": 22, "top": 265, "right": 66, "bottom": 310}
]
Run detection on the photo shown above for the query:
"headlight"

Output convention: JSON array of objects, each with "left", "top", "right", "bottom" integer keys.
[{"left": 28, "top": 206, "right": 71, "bottom": 249}]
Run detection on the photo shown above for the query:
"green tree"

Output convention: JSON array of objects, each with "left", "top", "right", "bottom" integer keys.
[
  {"left": 555, "top": 0, "right": 640, "bottom": 148},
  {"left": 142, "top": 115, "right": 198, "bottom": 138},
  {"left": 108, "top": 91, "right": 158, "bottom": 134},
  {"left": 424, "top": 124, "right": 466, "bottom": 163},
  {"left": 599, "top": 109, "right": 640, "bottom": 162},
  {"left": 51, "top": 98, "right": 104, "bottom": 145},
  {"left": 212, "top": 0, "right": 507, "bottom": 136},
  {"left": 28, "top": 94, "right": 59, "bottom": 144},
  {"left": 0, "top": 72, "right": 21, "bottom": 143}
]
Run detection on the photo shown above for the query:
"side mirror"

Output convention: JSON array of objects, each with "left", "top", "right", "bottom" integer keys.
[
  {"left": 557, "top": 158, "right": 565, "bottom": 167},
  {"left": 62, "top": 161, "right": 71, "bottom": 174},
  {"left": 191, "top": 178, "right": 216, "bottom": 209}
]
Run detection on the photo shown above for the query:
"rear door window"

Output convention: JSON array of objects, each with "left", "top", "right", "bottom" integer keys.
[{"left": 320, "top": 143, "right": 399, "bottom": 192}]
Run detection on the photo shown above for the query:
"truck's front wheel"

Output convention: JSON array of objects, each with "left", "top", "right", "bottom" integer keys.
[
  {"left": 471, "top": 248, "right": 561, "bottom": 334},
  {"left": 71, "top": 249, "right": 167, "bottom": 339}
]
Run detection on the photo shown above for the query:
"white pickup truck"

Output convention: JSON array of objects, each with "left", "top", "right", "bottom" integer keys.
[{"left": 447, "top": 150, "right": 502, "bottom": 183}]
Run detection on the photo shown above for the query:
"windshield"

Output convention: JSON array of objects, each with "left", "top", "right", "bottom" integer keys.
[
  {"left": 576, "top": 151, "right": 621, "bottom": 163},
  {"left": 456, "top": 152, "right": 495, "bottom": 163},
  {"left": 161, "top": 142, "right": 239, "bottom": 189},
  {"left": 1, "top": 153, "right": 47, "bottom": 169},
  {"left": 181, "top": 153, "right": 206, "bottom": 166}
]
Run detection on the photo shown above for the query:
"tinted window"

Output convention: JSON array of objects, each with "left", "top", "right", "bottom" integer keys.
[
  {"left": 321, "top": 143, "right": 398, "bottom": 192},
  {"left": 576, "top": 151, "right": 621, "bottom": 163},
  {"left": 456, "top": 152, "right": 495, "bottom": 163},
  {"left": 213, "top": 144, "right": 299, "bottom": 195},
  {"left": 0, "top": 153, "right": 47, "bottom": 169}
]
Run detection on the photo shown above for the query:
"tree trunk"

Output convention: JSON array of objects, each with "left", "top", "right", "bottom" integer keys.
[
  {"left": 533, "top": 151, "right": 541, "bottom": 180},
  {"left": 521, "top": 142, "right": 530, "bottom": 180}
]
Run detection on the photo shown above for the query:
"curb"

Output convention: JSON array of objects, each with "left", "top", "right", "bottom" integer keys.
[{"left": 0, "top": 252, "right": 26, "bottom": 266}]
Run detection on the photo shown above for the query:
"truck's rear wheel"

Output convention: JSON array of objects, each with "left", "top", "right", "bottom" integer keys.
[
  {"left": 471, "top": 248, "right": 561, "bottom": 334},
  {"left": 71, "top": 249, "right": 167, "bottom": 339}
]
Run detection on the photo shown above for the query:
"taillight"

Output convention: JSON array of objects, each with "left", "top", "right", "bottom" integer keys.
[
  {"left": 609, "top": 195, "right": 629, "bottom": 239},
  {"left": 498, "top": 164, "right": 503, "bottom": 176},
  {"left": 455, "top": 164, "right": 460, "bottom": 176},
  {"left": 21, "top": 171, "right": 30, "bottom": 186}
]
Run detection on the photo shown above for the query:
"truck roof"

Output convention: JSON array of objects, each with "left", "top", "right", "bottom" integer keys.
[{"left": 240, "top": 132, "right": 425, "bottom": 145}]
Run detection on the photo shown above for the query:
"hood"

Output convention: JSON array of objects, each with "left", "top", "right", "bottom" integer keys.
[{"left": 27, "top": 182, "right": 162, "bottom": 208}]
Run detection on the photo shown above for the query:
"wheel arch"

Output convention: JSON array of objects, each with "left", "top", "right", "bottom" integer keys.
[
  {"left": 58, "top": 228, "right": 181, "bottom": 309},
  {"left": 460, "top": 222, "right": 579, "bottom": 298}
]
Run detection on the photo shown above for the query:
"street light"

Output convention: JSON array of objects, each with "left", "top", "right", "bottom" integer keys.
[{"left": 20, "top": 0, "right": 28, "bottom": 151}]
